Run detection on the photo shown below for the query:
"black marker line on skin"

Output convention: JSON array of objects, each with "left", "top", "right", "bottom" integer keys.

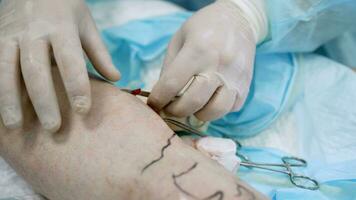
[
  {"left": 141, "top": 133, "right": 177, "bottom": 174},
  {"left": 173, "top": 162, "right": 225, "bottom": 200}
]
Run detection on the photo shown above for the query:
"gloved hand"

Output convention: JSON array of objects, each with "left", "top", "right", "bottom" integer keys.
[
  {"left": 148, "top": 0, "right": 267, "bottom": 121},
  {"left": 0, "top": 0, "right": 120, "bottom": 131}
]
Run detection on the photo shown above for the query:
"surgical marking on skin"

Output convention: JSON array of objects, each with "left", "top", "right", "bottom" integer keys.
[
  {"left": 141, "top": 133, "right": 177, "bottom": 174},
  {"left": 235, "top": 183, "right": 256, "bottom": 200},
  {"left": 203, "top": 191, "right": 224, "bottom": 200},
  {"left": 172, "top": 163, "right": 224, "bottom": 200},
  {"left": 173, "top": 162, "right": 200, "bottom": 199}
]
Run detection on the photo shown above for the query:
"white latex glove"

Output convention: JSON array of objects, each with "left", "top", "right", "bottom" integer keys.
[
  {"left": 0, "top": 0, "right": 120, "bottom": 131},
  {"left": 148, "top": 0, "right": 267, "bottom": 121}
]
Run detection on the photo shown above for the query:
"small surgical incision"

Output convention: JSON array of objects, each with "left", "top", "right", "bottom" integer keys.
[
  {"left": 141, "top": 133, "right": 177, "bottom": 174},
  {"left": 172, "top": 162, "right": 224, "bottom": 200}
]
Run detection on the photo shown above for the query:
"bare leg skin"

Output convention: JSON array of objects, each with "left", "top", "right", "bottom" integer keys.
[{"left": 0, "top": 68, "right": 266, "bottom": 200}]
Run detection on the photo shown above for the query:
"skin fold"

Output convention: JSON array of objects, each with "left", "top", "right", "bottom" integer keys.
[{"left": 0, "top": 67, "right": 266, "bottom": 200}]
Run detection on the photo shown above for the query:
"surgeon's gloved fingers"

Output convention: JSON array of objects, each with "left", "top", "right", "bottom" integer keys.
[
  {"left": 79, "top": 12, "right": 120, "bottom": 82},
  {"left": 148, "top": 46, "right": 201, "bottom": 111},
  {"left": 232, "top": 88, "right": 250, "bottom": 111},
  {"left": 20, "top": 39, "right": 61, "bottom": 132},
  {"left": 195, "top": 86, "right": 236, "bottom": 121},
  {"left": 0, "top": 40, "right": 23, "bottom": 129},
  {"left": 51, "top": 31, "right": 92, "bottom": 115},
  {"left": 162, "top": 30, "right": 184, "bottom": 71},
  {"left": 164, "top": 74, "right": 221, "bottom": 118}
]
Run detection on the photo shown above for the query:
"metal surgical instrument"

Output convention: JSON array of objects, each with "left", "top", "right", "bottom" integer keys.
[
  {"left": 122, "top": 88, "right": 320, "bottom": 190},
  {"left": 122, "top": 77, "right": 195, "bottom": 98},
  {"left": 163, "top": 118, "right": 320, "bottom": 191},
  {"left": 238, "top": 155, "right": 319, "bottom": 190}
]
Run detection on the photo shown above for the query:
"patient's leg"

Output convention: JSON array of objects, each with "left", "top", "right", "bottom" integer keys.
[{"left": 0, "top": 68, "right": 266, "bottom": 200}]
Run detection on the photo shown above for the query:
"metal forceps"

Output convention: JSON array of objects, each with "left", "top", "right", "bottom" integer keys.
[
  {"left": 238, "top": 155, "right": 320, "bottom": 190},
  {"left": 123, "top": 89, "right": 320, "bottom": 190},
  {"left": 122, "top": 77, "right": 195, "bottom": 98},
  {"left": 162, "top": 118, "right": 320, "bottom": 190}
]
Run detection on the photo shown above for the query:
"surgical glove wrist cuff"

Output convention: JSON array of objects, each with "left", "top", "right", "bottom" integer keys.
[{"left": 219, "top": 0, "right": 268, "bottom": 44}]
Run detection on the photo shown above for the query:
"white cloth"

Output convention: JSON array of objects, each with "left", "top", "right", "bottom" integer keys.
[{"left": 195, "top": 137, "right": 241, "bottom": 173}]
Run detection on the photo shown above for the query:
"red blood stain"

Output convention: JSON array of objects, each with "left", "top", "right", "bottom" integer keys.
[{"left": 131, "top": 88, "right": 142, "bottom": 96}]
